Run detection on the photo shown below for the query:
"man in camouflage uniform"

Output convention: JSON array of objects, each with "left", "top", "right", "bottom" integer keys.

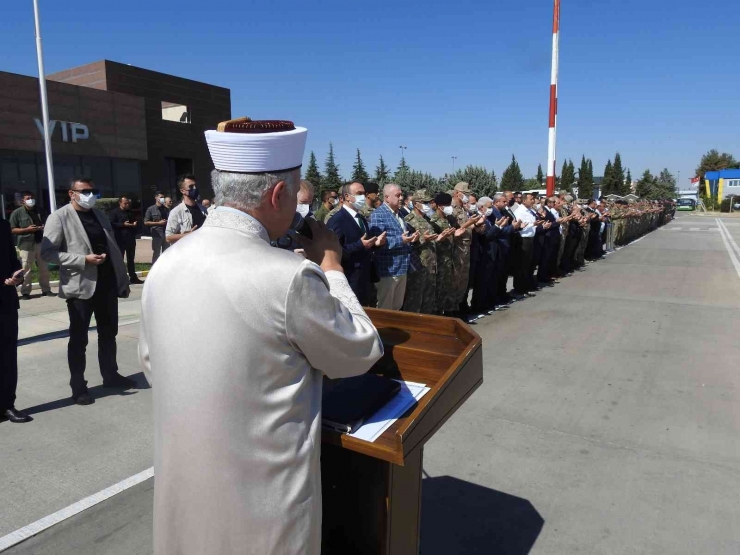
[
  {"left": 429, "top": 193, "right": 456, "bottom": 315},
  {"left": 450, "top": 182, "right": 475, "bottom": 315},
  {"left": 359, "top": 182, "right": 380, "bottom": 218},
  {"left": 402, "top": 189, "right": 440, "bottom": 314}
]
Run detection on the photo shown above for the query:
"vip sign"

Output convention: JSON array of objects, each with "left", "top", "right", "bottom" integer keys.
[{"left": 33, "top": 118, "right": 90, "bottom": 143}]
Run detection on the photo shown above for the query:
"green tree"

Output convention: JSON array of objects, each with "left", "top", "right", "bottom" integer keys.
[
  {"left": 625, "top": 169, "right": 632, "bottom": 193},
  {"left": 351, "top": 149, "right": 369, "bottom": 183},
  {"left": 536, "top": 164, "right": 544, "bottom": 186},
  {"left": 577, "top": 155, "right": 593, "bottom": 200},
  {"left": 635, "top": 170, "right": 657, "bottom": 199},
  {"left": 601, "top": 159, "right": 615, "bottom": 195},
  {"left": 560, "top": 159, "right": 576, "bottom": 192},
  {"left": 655, "top": 168, "right": 677, "bottom": 198},
  {"left": 375, "top": 155, "right": 390, "bottom": 186},
  {"left": 500, "top": 155, "right": 524, "bottom": 191},
  {"left": 304, "top": 151, "right": 322, "bottom": 190},
  {"left": 695, "top": 149, "right": 739, "bottom": 182},
  {"left": 445, "top": 165, "right": 498, "bottom": 198},
  {"left": 323, "top": 143, "right": 342, "bottom": 191},
  {"left": 613, "top": 152, "right": 627, "bottom": 195}
]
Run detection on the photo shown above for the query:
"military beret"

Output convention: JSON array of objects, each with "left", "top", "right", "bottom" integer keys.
[
  {"left": 434, "top": 192, "right": 452, "bottom": 206},
  {"left": 365, "top": 182, "right": 380, "bottom": 195}
]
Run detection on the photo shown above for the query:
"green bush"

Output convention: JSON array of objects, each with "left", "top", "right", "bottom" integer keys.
[
  {"left": 720, "top": 198, "right": 731, "bottom": 212},
  {"left": 95, "top": 198, "right": 120, "bottom": 214}
]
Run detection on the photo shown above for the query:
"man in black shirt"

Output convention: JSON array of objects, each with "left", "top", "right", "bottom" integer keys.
[
  {"left": 109, "top": 196, "right": 143, "bottom": 284},
  {"left": 41, "top": 177, "right": 133, "bottom": 406},
  {"left": 144, "top": 192, "right": 170, "bottom": 264}
]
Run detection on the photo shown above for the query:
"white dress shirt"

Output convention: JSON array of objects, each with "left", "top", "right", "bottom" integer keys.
[
  {"left": 342, "top": 203, "right": 362, "bottom": 229},
  {"left": 514, "top": 204, "right": 537, "bottom": 238}
]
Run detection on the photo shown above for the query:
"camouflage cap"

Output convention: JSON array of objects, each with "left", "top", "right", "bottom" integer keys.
[
  {"left": 454, "top": 181, "right": 472, "bottom": 194},
  {"left": 414, "top": 189, "right": 433, "bottom": 202}
]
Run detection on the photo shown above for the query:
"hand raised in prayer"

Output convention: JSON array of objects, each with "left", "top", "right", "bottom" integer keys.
[
  {"left": 375, "top": 231, "right": 387, "bottom": 247},
  {"left": 423, "top": 231, "right": 438, "bottom": 241},
  {"left": 402, "top": 231, "right": 419, "bottom": 244},
  {"left": 295, "top": 218, "right": 343, "bottom": 273},
  {"left": 454, "top": 227, "right": 467, "bottom": 237},
  {"left": 360, "top": 234, "right": 377, "bottom": 250}
]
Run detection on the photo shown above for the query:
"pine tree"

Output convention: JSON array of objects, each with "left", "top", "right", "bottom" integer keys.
[
  {"left": 304, "top": 151, "right": 322, "bottom": 190},
  {"left": 323, "top": 143, "right": 342, "bottom": 191},
  {"left": 587, "top": 159, "right": 594, "bottom": 186},
  {"left": 536, "top": 164, "right": 544, "bottom": 186},
  {"left": 625, "top": 169, "right": 633, "bottom": 193},
  {"left": 656, "top": 168, "right": 677, "bottom": 198},
  {"left": 560, "top": 159, "right": 576, "bottom": 192},
  {"left": 351, "top": 149, "right": 369, "bottom": 183},
  {"left": 394, "top": 155, "right": 410, "bottom": 183},
  {"left": 601, "top": 159, "right": 615, "bottom": 195},
  {"left": 613, "top": 153, "right": 627, "bottom": 195},
  {"left": 635, "top": 170, "right": 656, "bottom": 199},
  {"left": 500, "top": 155, "right": 525, "bottom": 191},
  {"left": 375, "top": 155, "right": 390, "bottom": 186}
]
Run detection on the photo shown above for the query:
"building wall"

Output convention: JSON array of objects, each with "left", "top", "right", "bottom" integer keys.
[{"left": 49, "top": 61, "right": 231, "bottom": 204}]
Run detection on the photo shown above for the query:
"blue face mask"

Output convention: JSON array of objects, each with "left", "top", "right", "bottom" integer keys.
[{"left": 186, "top": 187, "right": 199, "bottom": 200}]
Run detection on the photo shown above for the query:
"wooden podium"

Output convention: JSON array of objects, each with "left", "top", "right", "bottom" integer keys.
[{"left": 321, "top": 309, "right": 483, "bottom": 555}]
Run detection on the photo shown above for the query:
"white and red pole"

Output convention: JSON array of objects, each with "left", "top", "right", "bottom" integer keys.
[{"left": 546, "top": 0, "right": 560, "bottom": 197}]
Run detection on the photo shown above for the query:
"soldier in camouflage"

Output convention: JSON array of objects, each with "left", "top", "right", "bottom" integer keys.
[
  {"left": 402, "top": 189, "right": 442, "bottom": 314},
  {"left": 428, "top": 192, "right": 458, "bottom": 315}
]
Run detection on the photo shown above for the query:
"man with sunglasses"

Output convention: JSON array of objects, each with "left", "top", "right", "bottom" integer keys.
[{"left": 41, "top": 177, "right": 133, "bottom": 405}]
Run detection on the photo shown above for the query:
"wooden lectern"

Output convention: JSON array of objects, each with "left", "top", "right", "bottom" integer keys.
[{"left": 321, "top": 309, "right": 483, "bottom": 555}]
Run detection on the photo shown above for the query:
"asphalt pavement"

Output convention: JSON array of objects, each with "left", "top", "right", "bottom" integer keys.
[{"left": 2, "top": 213, "right": 740, "bottom": 554}]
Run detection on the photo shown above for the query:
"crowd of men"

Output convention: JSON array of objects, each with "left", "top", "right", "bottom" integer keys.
[{"left": 317, "top": 180, "right": 674, "bottom": 320}]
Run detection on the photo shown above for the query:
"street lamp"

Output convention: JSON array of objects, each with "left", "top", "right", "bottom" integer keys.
[{"left": 452, "top": 156, "right": 457, "bottom": 172}]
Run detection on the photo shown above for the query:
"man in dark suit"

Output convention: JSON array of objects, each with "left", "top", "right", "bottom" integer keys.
[
  {"left": 327, "top": 182, "right": 386, "bottom": 306},
  {"left": 1, "top": 219, "right": 32, "bottom": 423},
  {"left": 108, "top": 196, "right": 143, "bottom": 284}
]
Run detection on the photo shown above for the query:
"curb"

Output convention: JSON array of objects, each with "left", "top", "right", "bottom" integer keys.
[{"left": 25, "top": 270, "right": 150, "bottom": 292}]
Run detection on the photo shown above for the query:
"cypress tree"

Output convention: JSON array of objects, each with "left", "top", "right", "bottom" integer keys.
[
  {"left": 323, "top": 143, "right": 342, "bottom": 190},
  {"left": 625, "top": 169, "right": 633, "bottom": 193},
  {"left": 602, "top": 159, "right": 615, "bottom": 195},
  {"left": 613, "top": 153, "right": 627, "bottom": 195},
  {"left": 561, "top": 159, "right": 576, "bottom": 192},
  {"left": 536, "top": 163, "right": 545, "bottom": 186},
  {"left": 500, "top": 155, "right": 525, "bottom": 191},
  {"left": 577, "top": 156, "right": 592, "bottom": 199}
]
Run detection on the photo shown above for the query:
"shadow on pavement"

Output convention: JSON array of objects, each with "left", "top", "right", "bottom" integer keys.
[
  {"left": 22, "top": 372, "right": 150, "bottom": 416},
  {"left": 421, "top": 475, "right": 544, "bottom": 555}
]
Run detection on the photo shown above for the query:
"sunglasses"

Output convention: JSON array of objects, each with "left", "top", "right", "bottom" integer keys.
[{"left": 73, "top": 188, "right": 100, "bottom": 195}]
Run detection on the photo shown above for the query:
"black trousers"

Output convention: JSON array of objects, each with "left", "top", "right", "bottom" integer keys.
[
  {"left": 66, "top": 282, "right": 119, "bottom": 397},
  {"left": 0, "top": 310, "right": 19, "bottom": 410},
  {"left": 514, "top": 237, "right": 535, "bottom": 294},
  {"left": 117, "top": 240, "right": 137, "bottom": 278},
  {"left": 151, "top": 236, "right": 169, "bottom": 264}
]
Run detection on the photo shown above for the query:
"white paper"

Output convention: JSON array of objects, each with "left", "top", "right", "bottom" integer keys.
[{"left": 348, "top": 380, "right": 431, "bottom": 443}]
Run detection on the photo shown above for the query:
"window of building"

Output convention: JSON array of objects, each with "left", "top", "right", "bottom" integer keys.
[
  {"left": 161, "top": 101, "right": 190, "bottom": 124},
  {"left": 81, "top": 156, "right": 114, "bottom": 198}
]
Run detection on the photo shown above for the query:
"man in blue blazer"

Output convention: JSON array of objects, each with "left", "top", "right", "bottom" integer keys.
[{"left": 327, "top": 182, "right": 387, "bottom": 306}]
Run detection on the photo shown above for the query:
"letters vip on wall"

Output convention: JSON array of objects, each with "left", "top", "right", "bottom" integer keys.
[{"left": 33, "top": 118, "right": 89, "bottom": 143}]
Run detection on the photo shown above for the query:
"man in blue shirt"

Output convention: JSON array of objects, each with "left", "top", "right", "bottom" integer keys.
[{"left": 369, "top": 183, "right": 419, "bottom": 310}]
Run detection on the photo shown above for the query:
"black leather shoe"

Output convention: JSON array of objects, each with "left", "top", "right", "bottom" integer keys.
[
  {"left": 21, "top": 294, "right": 31, "bottom": 300},
  {"left": 3, "top": 407, "right": 32, "bottom": 423},
  {"left": 73, "top": 392, "right": 95, "bottom": 406},
  {"left": 41, "top": 291, "right": 55, "bottom": 297},
  {"left": 103, "top": 374, "right": 137, "bottom": 389},
  {"left": 129, "top": 277, "right": 145, "bottom": 285}
]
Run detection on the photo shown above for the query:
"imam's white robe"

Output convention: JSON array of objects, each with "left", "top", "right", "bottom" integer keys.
[{"left": 139, "top": 208, "right": 384, "bottom": 555}]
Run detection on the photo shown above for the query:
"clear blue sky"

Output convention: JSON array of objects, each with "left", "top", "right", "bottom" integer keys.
[{"left": 2, "top": 0, "right": 738, "bottom": 188}]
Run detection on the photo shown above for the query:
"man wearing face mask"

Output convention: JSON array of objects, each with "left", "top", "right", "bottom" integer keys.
[
  {"left": 450, "top": 182, "right": 476, "bottom": 317},
  {"left": 313, "top": 189, "right": 337, "bottom": 223},
  {"left": 41, "top": 177, "right": 132, "bottom": 405},
  {"left": 109, "top": 196, "right": 142, "bottom": 284},
  {"left": 296, "top": 180, "right": 314, "bottom": 219},
  {"left": 144, "top": 192, "right": 170, "bottom": 264},
  {"left": 327, "top": 181, "right": 386, "bottom": 306},
  {"left": 9, "top": 191, "right": 52, "bottom": 299},
  {"left": 140, "top": 118, "right": 383, "bottom": 555},
  {"left": 429, "top": 193, "right": 456, "bottom": 315},
  {"left": 165, "top": 174, "right": 208, "bottom": 244}
]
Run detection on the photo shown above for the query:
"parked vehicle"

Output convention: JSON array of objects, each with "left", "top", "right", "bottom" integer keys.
[{"left": 676, "top": 198, "right": 696, "bottom": 211}]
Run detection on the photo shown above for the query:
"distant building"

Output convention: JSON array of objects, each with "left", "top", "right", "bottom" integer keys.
[{"left": 704, "top": 169, "right": 740, "bottom": 199}]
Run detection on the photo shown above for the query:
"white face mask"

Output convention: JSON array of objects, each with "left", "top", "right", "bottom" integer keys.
[
  {"left": 443, "top": 205, "right": 454, "bottom": 216},
  {"left": 461, "top": 194, "right": 469, "bottom": 204},
  {"left": 76, "top": 191, "right": 97, "bottom": 210},
  {"left": 420, "top": 203, "right": 431, "bottom": 213},
  {"left": 24, "top": 199, "right": 36, "bottom": 208},
  {"left": 296, "top": 203, "right": 310, "bottom": 218},
  {"left": 425, "top": 207, "right": 435, "bottom": 218},
  {"left": 156, "top": 197, "right": 164, "bottom": 204},
  {"left": 352, "top": 194, "right": 366, "bottom": 209},
  {"left": 485, "top": 208, "right": 493, "bottom": 217},
  {"left": 469, "top": 205, "right": 478, "bottom": 213},
  {"left": 331, "top": 197, "right": 338, "bottom": 206},
  {"left": 535, "top": 203, "right": 541, "bottom": 210}
]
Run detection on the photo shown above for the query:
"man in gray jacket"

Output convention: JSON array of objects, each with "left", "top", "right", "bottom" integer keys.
[{"left": 41, "top": 177, "right": 133, "bottom": 405}]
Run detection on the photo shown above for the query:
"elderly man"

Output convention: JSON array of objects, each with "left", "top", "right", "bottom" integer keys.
[
  {"left": 369, "top": 183, "right": 419, "bottom": 310},
  {"left": 139, "top": 118, "right": 383, "bottom": 555}
]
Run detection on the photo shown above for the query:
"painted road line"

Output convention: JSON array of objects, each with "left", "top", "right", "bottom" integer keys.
[
  {"left": 715, "top": 219, "right": 740, "bottom": 280},
  {"left": 718, "top": 219, "right": 740, "bottom": 259},
  {"left": 0, "top": 467, "right": 154, "bottom": 552}
]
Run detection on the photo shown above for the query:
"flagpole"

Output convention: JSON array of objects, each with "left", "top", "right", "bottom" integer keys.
[
  {"left": 33, "top": 0, "right": 57, "bottom": 212},
  {"left": 545, "top": 0, "right": 560, "bottom": 197}
]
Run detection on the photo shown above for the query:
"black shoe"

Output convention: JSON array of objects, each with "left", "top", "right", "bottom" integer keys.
[
  {"left": 524, "top": 292, "right": 537, "bottom": 298},
  {"left": 41, "top": 291, "right": 55, "bottom": 297},
  {"left": 129, "top": 277, "right": 144, "bottom": 285},
  {"left": 73, "top": 392, "right": 95, "bottom": 406},
  {"left": 21, "top": 294, "right": 31, "bottom": 300},
  {"left": 103, "top": 374, "right": 137, "bottom": 389},
  {"left": 2, "top": 407, "right": 32, "bottom": 423}
]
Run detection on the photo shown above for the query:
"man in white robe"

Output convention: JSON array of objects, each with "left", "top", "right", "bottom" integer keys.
[{"left": 139, "top": 119, "right": 384, "bottom": 555}]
